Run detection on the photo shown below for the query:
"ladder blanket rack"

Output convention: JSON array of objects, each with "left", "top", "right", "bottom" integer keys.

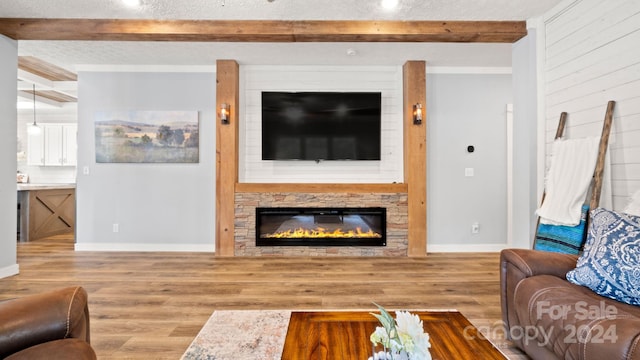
[{"left": 533, "top": 100, "right": 615, "bottom": 253}]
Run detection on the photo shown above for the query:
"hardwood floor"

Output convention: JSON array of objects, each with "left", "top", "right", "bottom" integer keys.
[{"left": 3, "top": 236, "right": 529, "bottom": 359}]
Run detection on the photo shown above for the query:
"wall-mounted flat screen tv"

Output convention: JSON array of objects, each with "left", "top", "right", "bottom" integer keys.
[{"left": 261, "top": 91, "right": 382, "bottom": 161}]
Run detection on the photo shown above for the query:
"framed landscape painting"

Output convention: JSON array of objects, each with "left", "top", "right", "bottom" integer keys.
[{"left": 95, "top": 110, "right": 199, "bottom": 163}]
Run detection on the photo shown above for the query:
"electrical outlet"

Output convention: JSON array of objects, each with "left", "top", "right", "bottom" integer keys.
[
  {"left": 471, "top": 222, "right": 480, "bottom": 234},
  {"left": 113, "top": 223, "right": 119, "bottom": 233}
]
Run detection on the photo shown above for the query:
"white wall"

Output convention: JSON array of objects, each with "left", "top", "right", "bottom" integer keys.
[
  {"left": 543, "top": 0, "right": 640, "bottom": 209},
  {"left": 0, "top": 35, "right": 19, "bottom": 278},
  {"left": 17, "top": 109, "right": 77, "bottom": 183},
  {"left": 239, "top": 66, "right": 403, "bottom": 183},
  {"left": 426, "top": 73, "right": 512, "bottom": 252},
  {"left": 511, "top": 29, "right": 540, "bottom": 249},
  {"left": 75, "top": 71, "right": 216, "bottom": 252}
]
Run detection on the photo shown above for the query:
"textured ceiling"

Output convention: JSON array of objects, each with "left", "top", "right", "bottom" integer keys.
[
  {"left": 0, "top": 0, "right": 561, "bottom": 21},
  {"left": 2, "top": 0, "right": 563, "bottom": 71}
]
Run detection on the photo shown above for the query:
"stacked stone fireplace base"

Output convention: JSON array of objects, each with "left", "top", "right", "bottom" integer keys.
[{"left": 234, "top": 191, "right": 408, "bottom": 256}]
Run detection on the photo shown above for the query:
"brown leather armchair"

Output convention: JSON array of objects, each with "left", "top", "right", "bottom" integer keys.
[
  {"left": 0, "top": 286, "right": 96, "bottom": 360},
  {"left": 501, "top": 249, "right": 640, "bottom": 360}
]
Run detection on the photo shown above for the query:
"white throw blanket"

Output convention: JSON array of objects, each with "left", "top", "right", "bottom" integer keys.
[
  {"left": 536, "top": 137, "right": 600, "bottom": 226},
  {"left": 624, "top": 189, "right": 640, "bottom": 216}
]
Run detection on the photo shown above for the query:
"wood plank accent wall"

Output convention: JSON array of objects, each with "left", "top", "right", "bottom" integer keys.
[
  {"left": 403, "top": 61, "right": 427, "bottom": 257},
  {"left": 544, "top": 0, "right": 640, "bottom": 209},
  {"left": 241, "top": 66, "right": 403, "bottom": 183},
  {"left": 215, "top": 60, "right": 239, "bottom": 256},
  {"left": 0, "top": 19, "right": 527, "bottom": 43}
]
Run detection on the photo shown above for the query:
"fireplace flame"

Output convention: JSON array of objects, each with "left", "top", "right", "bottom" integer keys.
[{"left": 265, "top": 227, "right": 382, "bottom": 239}]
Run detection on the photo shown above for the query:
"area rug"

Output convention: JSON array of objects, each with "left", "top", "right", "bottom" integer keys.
[{"left": 181, "top": 310, "right": 291, "bottom": 360}]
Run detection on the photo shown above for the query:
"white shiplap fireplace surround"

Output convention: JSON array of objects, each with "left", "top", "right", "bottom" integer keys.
[{"left": 225, "top": 65, "right": 422, "bottom": 257}]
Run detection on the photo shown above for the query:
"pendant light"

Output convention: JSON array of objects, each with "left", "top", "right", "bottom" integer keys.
[{"left": 27, "top": 84, "right": 41, "bottom": 135}]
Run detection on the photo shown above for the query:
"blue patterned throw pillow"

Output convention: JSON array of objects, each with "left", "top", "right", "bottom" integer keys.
[{"left": 566, "top": 208, "right": 640, "bottom": 306}]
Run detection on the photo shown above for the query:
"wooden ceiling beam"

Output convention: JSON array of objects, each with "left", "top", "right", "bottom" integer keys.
[
  {"left": 0, "top": 19, "right": 527, "bottom": 43},
  {"left": 17, "top": 90, "right": 64, "bottom": 107},
  {"left": 18, "top": 56, "right": 77, "bottom": 81}
]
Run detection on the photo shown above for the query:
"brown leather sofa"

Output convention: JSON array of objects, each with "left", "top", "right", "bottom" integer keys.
[
  {"left": 501, "top": 249, "right": 640, "bottom": 360},
  {"left": 0, "top": 286, "right": 96, "bottom": 360}
]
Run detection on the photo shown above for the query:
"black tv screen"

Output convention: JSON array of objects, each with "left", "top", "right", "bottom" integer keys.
[{"left": 261, "top": 91, "right": 382, "bottom": 161}]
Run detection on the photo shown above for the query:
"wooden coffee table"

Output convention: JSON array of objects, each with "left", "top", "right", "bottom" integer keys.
[{"left": 282, "top": 311, "right": 506, "bottom": 359}]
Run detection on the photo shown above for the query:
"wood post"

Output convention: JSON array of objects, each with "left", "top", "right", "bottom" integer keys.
[
  {"left": 215, "top": 60, "right": 239, "bottom": 256},
  {"left": 590, "top": 100, "right": 616, "bottom": 210},
  {"left": 403, "top": 61, "right": 427, "bottom": 257},
  {"left": 554, "top": 112, "right": 567, "bottom": 140}
]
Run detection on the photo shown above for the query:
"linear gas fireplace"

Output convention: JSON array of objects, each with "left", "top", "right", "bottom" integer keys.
[{"left": 256, "top": 207, "right": 386, "bottom": 247}]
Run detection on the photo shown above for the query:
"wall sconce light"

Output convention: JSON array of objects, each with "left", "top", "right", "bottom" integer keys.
[
  {"left": 413, "top": 103, "right": 423, "bottom": 125},
  {"left": 220, "top": 103, "right": 230, "bottom": 125}
]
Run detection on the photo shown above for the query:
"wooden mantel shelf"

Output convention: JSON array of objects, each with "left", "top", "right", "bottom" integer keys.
[{"left": 235, "top": 183, "right": 408, "bottom": 194}]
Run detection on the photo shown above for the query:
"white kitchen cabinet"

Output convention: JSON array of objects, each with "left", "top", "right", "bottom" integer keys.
[
  {"left": 27, "top": 123, "right": 77, "bottom": 166},
  {"left": 26, "top": 126, "right": 44, "bottom": 165},
  {"left": 62, "top": 125, "right": 77, "bottom": 166},
  {"left": 43, "top": 125, "right": 63, "bottom": 166}
]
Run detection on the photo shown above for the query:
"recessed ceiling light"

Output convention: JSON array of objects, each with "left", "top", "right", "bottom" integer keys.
[
  {"left": 122, "top": 0, "right": 142, "bottom": 7},
  {"left": 381, "top": 0, "right": 398, "bottom": 10}
]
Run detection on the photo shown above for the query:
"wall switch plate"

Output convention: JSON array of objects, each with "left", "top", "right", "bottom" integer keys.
[
  {"left": 465, "top": 168, "right": 474, "bottom": 177},
  {"left": 83, "top": 166, "right": 90, "bottom": 175},
  {"left": 472, "top": 222, "right": 480, "bottom": 234},
  {"left": 112, "top": 223, "right": 119, "bottom": 233}
]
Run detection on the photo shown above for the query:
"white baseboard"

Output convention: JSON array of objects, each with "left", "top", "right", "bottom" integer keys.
[
  {"left": 427, "top": 243, "right": 509, "bottom": 253},
  {"left": 74, "top": 243, "right": 215, "bottom": 252},
  {"left": 0, "top": 264, "right": 19, "bottom": 279}
]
